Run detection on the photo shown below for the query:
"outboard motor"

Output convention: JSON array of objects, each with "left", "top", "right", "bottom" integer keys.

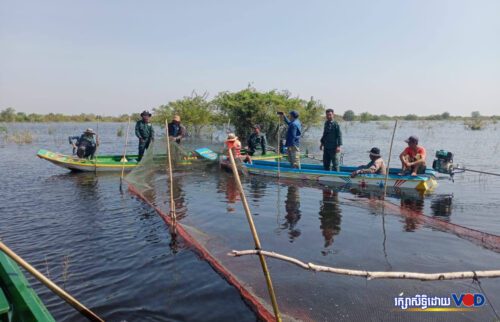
[{"left": 432, "top": 150, "right": 454, "bottom": 174}]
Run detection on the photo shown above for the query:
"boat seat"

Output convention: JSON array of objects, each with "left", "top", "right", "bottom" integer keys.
[{"left": 0, "top": 287, "right": 10, "bottom": 321}]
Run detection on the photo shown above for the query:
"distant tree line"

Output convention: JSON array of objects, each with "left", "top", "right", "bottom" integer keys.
[
  {"left": 341, "top": 110, "right": 499, "bottom": 122},
  {"left": 0, "top": 107, "right": 133, "bottom": 123}
]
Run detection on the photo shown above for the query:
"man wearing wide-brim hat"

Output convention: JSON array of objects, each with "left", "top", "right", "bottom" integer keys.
[
  {"left": 68, "top": 128, "right": 99, "bottom": 159},
  {"left": 351, "top": 147, "right": 387, "bottom": 177},
  {"left": 135, "top": 110, "right": 155, "bottom": 161},
  {"left": 167, "top": 114, "right": 186, "bottom": 144}
]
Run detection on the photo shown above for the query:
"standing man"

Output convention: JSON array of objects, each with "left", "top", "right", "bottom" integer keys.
[
  {"left": 246, "top": 124, "right": 267, "bottom": 156},
  {"left": 168, "top": 115, "right": 186, "bottom": 144},
  {"left": 135, "top": 110, "right": 155, "bottom": 161},
  {"left": 278, "top": 110, "right": 301, "bottom": 168},
  {"left": 320, "top": 109, "right": 342, "bottom": 171}
]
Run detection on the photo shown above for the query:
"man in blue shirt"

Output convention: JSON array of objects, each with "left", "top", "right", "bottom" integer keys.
[
  {"left": 278, "top": 110, "right": 302, "bottom": 168},
  {"left": 167, "top": 115, "right": 186, "bottom": 144}
]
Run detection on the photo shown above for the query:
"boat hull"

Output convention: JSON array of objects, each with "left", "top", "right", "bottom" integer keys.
[
  {"left": 37, "top": 149, "right": 139, "bottom": 172},
  {"left": 244, "top": 163, "right": 437, "bottom": 192}
]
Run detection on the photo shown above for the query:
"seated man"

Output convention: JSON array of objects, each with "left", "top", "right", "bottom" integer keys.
[
  {"left": 245, "top": 125, "right": 267, "bottom": 156},
  {"left": 69, "top": 128, "right": 98, "bottom": 159},
  {"left": 399, "top": 136, "right": 426, "bottom": 176},
  {"left": 351, "top": 147, "right": 387, "bottom": 177},
  {"left": 225, "top": 133, "right": 251, "bottom": 163}
]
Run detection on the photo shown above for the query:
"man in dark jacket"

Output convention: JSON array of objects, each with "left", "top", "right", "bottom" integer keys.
[
  {"left": 246, "top": 125, "right": 267, "bottom": 156},
  {"left": 320, "top": 109, "right": 342, "bottom": 171},
  {"left": 168, "top": 115, "right": 186, "bottom": 144},
  {"left": 135, "top": 110, "right": 155, "bottom": 161}
]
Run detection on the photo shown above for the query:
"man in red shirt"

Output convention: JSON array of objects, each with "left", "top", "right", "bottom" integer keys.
[{"left": 399, "top": 136, "right": 426, "bottom": 176}]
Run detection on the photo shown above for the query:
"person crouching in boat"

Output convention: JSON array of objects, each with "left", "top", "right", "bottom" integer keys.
[
  {"left": 225, "top": 133, "right": 251, "bottom": 163},
  {"left": 351, "top": 147, "right": 386, "bottom": 177},
  {"left": 399, "top": 136, "right": 426, "bottom": 176},
  {"left": 68, "top": 128, "right": 99, "bottom": 159},
  {"left": 245, "top": 124, "right": 267, "bottom": 156}
]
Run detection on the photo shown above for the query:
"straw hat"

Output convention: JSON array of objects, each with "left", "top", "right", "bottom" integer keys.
[
  {"left": 226, "top": 133, "right": 238, "bottom": 141},
  {"left": 84, "top": 128, "right": 95, "bottom": 134},
  {"left": 140, "top": 110, "right": 152, "bottom": 117},
  {"left": 172, "top": 115, "right": 181, "bottom": 122}
]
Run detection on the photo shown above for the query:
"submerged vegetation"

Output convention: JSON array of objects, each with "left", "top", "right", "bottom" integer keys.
[{"left": 0, "top": 107, "right": 133, "bottom": 123}]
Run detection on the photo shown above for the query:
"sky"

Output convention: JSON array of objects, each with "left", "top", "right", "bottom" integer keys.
[{"left": 1, "top": 0, "right": 499, "bottom": 116}]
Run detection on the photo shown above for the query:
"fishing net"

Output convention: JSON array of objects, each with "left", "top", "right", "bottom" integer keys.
[{"left": 125, "top": 135, "right": 500, "bottom": 321}]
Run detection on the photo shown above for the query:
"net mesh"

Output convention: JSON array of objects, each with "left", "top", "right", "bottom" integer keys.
[{"left": 125, "top": 136, "right": 500, "bottom": 321}]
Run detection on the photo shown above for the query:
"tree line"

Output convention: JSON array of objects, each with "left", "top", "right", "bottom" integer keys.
[{"left": 2, "top": 87, "right": 498, "bottom": 139}]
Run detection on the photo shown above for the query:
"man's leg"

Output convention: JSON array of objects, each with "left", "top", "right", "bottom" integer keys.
[
  {"left": 323, "top": 149, "right": 332, "bottom": 171},
  {"left": 331, "top": 151, "right": 339, "bottom": 172},
  {"left": 138, "top": 143, "right": 145, "bottom": 161}
]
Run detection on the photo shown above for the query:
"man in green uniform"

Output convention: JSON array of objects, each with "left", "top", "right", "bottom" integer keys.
[
  {"left": 245, "top": 125, "right": 267, "bottom": 156},
  {"left": 320, "top": 108, "right": 342, "bottom": 171},
  {"left": 135, "top": 110, "right": 155, "bottom": 161}
]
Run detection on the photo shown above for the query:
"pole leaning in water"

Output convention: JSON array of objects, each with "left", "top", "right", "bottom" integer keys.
[
  {"left": 94, "top": 116, "right": 100, "bottom": 174},
  {"left": 227, "top": 148, "right": 281, "bottom": 322},
  {"left": 165, "top": 119, "right": 176, "bottom": 222},
  {"left": 120, "top": 116, "right": 132, "bottom": 180},
  {"left": 383, "top": 120, "right": 398, "bottom": 199},
  {"left": 0, "top": 241, "right": 104, "bottom": 322}
]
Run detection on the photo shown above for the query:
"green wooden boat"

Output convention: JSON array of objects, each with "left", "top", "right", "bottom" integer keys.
[{"left": 0, "top": 251, "right": 55, "bottom": 321}]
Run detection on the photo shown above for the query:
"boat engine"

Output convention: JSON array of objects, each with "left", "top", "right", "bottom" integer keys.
[{"left": 432, "top": 150, "right": 454, "bottom": 174}]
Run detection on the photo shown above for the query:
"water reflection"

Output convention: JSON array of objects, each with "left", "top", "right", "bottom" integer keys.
[
  {"left": 430, "top": 194, "right": 453, "bottom": 221},
  {"left": 318, "top": 188, "right": 342, "bottom": 249},
  {"left": 281, "top": 186, "right": 302, "bottom": 242},
  {"left": 217, "top": 173, "right": 240, "bottom": 213}
]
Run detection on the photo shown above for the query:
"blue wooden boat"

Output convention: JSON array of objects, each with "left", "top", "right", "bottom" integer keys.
[{"left": 244, "top": 160, "right": 438, "bottom": 192}]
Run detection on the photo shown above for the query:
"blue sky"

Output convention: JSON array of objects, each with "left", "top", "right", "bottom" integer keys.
[{"left": 1, "top": 0, "right": 499, "bottom": 116}]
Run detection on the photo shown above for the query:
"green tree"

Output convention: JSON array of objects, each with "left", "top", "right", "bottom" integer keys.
[
  {"left": 404, "top": 114, "right": 418, "bottom": 121},
  {"left": 214, "top": 87, "right": 323, "bottom": 141},
  {"left": 0, "top": 108, "right": 17, "bottom": 122},
  {"left": 441, "top": 112, "right": 450, "bottom": 119},
  {"left": 471, "top": 111, "right": 481, "bottom": 118},
  {"left": 359, "top": 112, "right": 372, "bottom": 123},
  {"left": 154, "top": 92, "right": 216, "bottom": 137},
  {"left": 342, "top": 110, "right": 356, "bottom": 121}
]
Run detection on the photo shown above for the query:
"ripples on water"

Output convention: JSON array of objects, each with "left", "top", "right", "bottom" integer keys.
[{"left": 0, "top": 122, "right": 499, "bottom": 321}]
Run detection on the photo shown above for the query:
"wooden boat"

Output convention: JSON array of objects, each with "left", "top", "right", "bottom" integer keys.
[
  {"left": 244, "top": 160, "right": 438, "bottom": 192},
  {"left": 0, "top": 251, "right": 55, "bottom": 321},
  {"left": 37, "top": 149, "right": 139, "bottom": 172}
]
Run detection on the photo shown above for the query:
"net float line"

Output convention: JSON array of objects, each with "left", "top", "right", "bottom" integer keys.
[
  {"left": 349, "top": 197, "right": 500, "bottom": 253},
  {"left": 230, "top": 249, "right": 500, "bottom": 281},
  {"left": 126, "top": 183, "right": 275, "bottom": 322}
]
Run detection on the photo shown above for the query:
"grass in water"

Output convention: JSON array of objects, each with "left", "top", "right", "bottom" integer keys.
[
  {"left": 117, "top": 126, "right": 124, "bottom": 137},
  {"left": 62, "top": 255, "right": 71, "bottom": 289},
  {"left": 5, "top": 130, "right": 35, "bottom": 144},
  {"left": 464, "top": 119, "right": 485, "bottom": 130}
]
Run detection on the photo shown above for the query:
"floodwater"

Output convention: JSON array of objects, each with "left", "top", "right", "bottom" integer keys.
[{"left": 0, "top": 121, "right": 499, "bottom": 321}]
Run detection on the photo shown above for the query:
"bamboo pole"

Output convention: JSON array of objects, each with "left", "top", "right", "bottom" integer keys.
[
  {"left": 383, "top": 120, "right": 398, "bottom": 199},
  {"left": 165, "top": 119, "right": 176, "bottom": 222},
  {"left": 227, "top": 149, "right": 281, "bottom": 322},
  {"left": 120, "top": 116, "right": 131, "bottom": 180},
  {"left": 277, "top": 117, "right": 281, "bottom": 179},
  {"left": 94, "top": 116, "right": 100, "bottom": 174},
  {"left": 0, "top": 241, "right": 104, "bottom": 322},
  {"left": 230, "top": 249, "right": 500, "bottom": 281}
]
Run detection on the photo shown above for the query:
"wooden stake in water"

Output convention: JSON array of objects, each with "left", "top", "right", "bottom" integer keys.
[
  {"left": 383, "top": 120, "right": 398, "bottom": 199},
  {"left": 277, "top": 116, "right": 281, "bottom": 179},
  {"left": 165, "top": 119, "right": 176, "bottom": 222},
  {"left": 227, "top": 148, "right": 282, "bottom": 322},
  {"left": 120, "top": 116, "right": 131, "bottom": 180},
  {"left": 94, "top": 116, "right": 100, "bottom": 174},
  {"left": 0, "top": 241, "right": 104, "bottom": 322}
]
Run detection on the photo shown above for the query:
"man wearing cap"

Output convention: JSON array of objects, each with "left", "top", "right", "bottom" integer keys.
[
  {"left": 68, "top": 128, "right": 99, "bottom": 159},
  {"left": 135, "top": 110, "right": 155, "bottom": 161},
  {"left": 320, "top": 108, "right": 342, "bottom": 171},
  {"left": 351, "top": 147, "right": 387, "bottom": 177},
  {"left": 399, "top": 136, "right": 426, "bottom": 176},
  {"left": 278, "top": 110, "right": 302, "bottom": 168},
  {"left": 246, "top": 125, "right": 267, "bottom": 156},
  {"left": 168, "top": 115, "right": 186, "bottom": 144}
]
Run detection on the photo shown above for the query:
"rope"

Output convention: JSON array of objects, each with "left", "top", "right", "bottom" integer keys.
[
  {"left": 230, "top": 249, "right": 500, "bottom": 281},
  {"left": 457, "top": 167, "right": 500, "bottom": 177},
  {"left": 277, "top": 117, "right": 280, "bottom": 179},
  {"left": 227, "top": 149, "right": 282, "bottom": 322}
]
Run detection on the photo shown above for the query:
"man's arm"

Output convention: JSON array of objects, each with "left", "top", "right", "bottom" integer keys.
[
  {"left": 337, "top": 124, "right": 343, "bottom": 147},
  {"left": 282, "top": 115, "right": 291, "bottom": 125},
  {"left": 261, "top": 135, "right": 267, "bottom": 154},
  {"left": 135, "top": 122, "right": 143, "bottom": 140}
]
